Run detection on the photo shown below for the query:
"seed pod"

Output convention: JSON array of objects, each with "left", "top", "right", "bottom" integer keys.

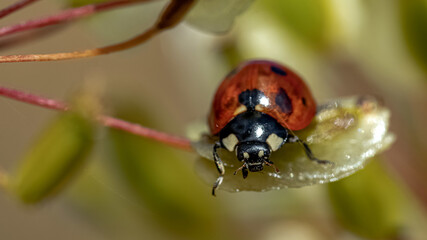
[
  {"left": 9, "top": 112, "right": 94, "bottom": 204},
  {"left": 327, "top": 160, "right": 404, "bottom": 239},
  {"left": 399, "top": 0, "right": 427, "bottom": 74}
]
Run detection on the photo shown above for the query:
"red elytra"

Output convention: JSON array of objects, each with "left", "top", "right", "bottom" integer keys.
[{"left": 209, "top": 60, "right": 316, "bottom": 135}]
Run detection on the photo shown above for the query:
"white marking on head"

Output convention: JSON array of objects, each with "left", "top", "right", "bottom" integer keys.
[
  {"left": 243, "top": 152, "right": 250, "bottom": 159},
  {"left": 233, "top": 105, "right": 247, "bottom": 116},
  {"left": 266, "top": 133, "right": 284, "bottom": 151},
  {"left": 258, "top": 150, "right": 264, "bottom": 157},
  {"left": 248, "top": 162, "right": 260, "bottom": 166},
  {"left": 222, "top": 134, "right": 239, "bottom": 152}
]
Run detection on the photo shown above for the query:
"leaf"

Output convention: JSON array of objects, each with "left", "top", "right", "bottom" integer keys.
[
  {"left": 107, "top": 108, "right": 220, "bottom": 239},
  {"left": 327, "top": 160, "right": 404, "bottom": 239},
  {"left": 67, "top": 0, "right": 110, "bottom": 8},
  {"left": 261, "top": 0, "right": 330, "bottom": 51},
  {"left": 399, "top": 0, "right": 427, "bottom": 74},
  {"left": 192, "top": 96, "right": 395, "bottom": 192},
  {"left": 9, "top": 112, "right": 94, "bottom": 204},
  {"left": 185, "top": 0, "right": 255, "bottom": 33},
  {"left": 65, "top": 159, "right": 146, "bottom": 236}
]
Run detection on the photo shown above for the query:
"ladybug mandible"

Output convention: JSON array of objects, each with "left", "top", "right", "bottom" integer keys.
[{"left": 209, "top": 60, "right": 331, "bottom": 195}]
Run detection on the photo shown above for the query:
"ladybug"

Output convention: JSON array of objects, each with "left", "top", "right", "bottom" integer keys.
[{"left": 209, "top": 60, "right": 331, "bottom": 195}]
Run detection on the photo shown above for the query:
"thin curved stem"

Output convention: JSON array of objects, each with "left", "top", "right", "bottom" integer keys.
[
  {"left": 0, "top": 0, "right": 39, "bottom": 19},
  {"left": 0, "top": 0, "right": 149, "bottom": 38},
  {"left": 0, "top": 0, "right": 195, "bottom": 63},
  {"left": 0, "top": 86, "right": 192, "bottom": 151},
  {"left": 0, "top": 27, "right": 160, "bottom": 62},
  {"left": 99, "top": 116, "right": 192, "bottom": 150},
  {"left": 0, "top": 86, "right": 68, "bottom": 110}
]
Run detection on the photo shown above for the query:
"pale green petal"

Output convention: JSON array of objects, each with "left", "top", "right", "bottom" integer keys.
[
  {"left": 185, "top": 0, "right": 255, "bottom": 33},
  {"left": 192, "top": 96, "right": 394, "bottom": 192}
]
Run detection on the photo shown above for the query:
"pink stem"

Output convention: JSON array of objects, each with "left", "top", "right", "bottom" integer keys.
[
  {"left": 0, "top": 0, "right": 149, "bottom": 38},
  {"left": 99, "top": 116, "right": 192, "bottom": 150},
  {"left": 0, "top": 86, "right": 192, "bottom": 151},
  {"left": 0, "top": 0, "right": 39, "bottom": 19},
  {"left": 0, "top": 86, "right": 68, "bottom": 110}
]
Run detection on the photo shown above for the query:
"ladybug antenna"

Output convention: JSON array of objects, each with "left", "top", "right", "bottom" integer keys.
[
  {"left": 233, "top": 163, "right": 246, "bottom": 175},
  {"left": 264, "top": 160, "right": 280, "bottom": 173},
  {"left": 286, "top": 128, "right": 333, "bottom": 165},
  {"left": 233, "top": 163, "right": 249, "bottom": 179}
]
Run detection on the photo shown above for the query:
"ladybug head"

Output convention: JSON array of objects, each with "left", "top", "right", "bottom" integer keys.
[{"left": 235, "top": 141, "right": 278, "bottom": 178}]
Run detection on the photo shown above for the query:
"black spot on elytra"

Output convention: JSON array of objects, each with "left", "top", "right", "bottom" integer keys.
[
  {"left": 271, "top": 66, "right": 287, "bottom": 76},
  {"left": 302, "top": 97, "right": 307, "bottom": 106},
  {"left": 275, "top": 88, "right": 292, "bottom": 114},
  {"left": 224, "top": 99, "right": 234, "bottom": 109}
]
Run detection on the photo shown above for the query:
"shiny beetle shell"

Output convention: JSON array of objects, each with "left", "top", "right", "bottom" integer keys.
[{"left": 209, "top": 60, "right": 316, "bottom": 135}]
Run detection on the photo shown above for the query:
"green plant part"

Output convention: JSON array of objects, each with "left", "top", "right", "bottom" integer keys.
[
  {"left": 68, "top": 0, "right": 110, "bottom": 8},
  {"left": 186, "top": 0, "right": 255, "bottom": 33},
  {"left": 8, "top": 112, "right": 95, "bottom": 204},
  {"left": 261, "top": 0, "right": 331, "bottom": 51},
  {"left": 328, "top": 160, "right": 404, "bottom": 239},
  {"left": 107, "top": 106, "right": 222, "bottom": 240},
  {"left": 399, "top": 0, "right": 427, "bottom": 75}
]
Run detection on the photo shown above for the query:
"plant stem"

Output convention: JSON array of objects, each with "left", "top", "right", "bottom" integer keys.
[
  {"left": 0, "top": 86, "right": 193, "bottom": 151},
  {"left": 0, "top": 86, "right": 68, "bottom": 111},
  {"left": 0, "top": 27, "right": 160, "bottom": 62},
  {"left": 0, "top": 0, "right": 195, "bottom": 63},
  {"left": 0, "top": 0, "right": 39, "bottom": 19},
  {"left": 0, "top": 0, "right": 149, "bottom": 38},
  {"left": 99, "top": 115, "right": 192, "bottom": 150}
]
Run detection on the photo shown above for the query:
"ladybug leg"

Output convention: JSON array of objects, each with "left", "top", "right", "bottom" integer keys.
[
  {"left": 287, "top": 135, "right": 333, "bottom": 165},
  {"left": 213, "top": 141, "right": 225, "bottom": 175},
  {"left": 212, "top": 141, "right": 225, "bottom": 196},
  {"left": 212, "top": 176, "right": 223, "bottom": 196}
]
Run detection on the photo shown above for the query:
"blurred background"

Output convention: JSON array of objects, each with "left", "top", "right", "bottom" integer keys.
[{"left": 0, "top": 0, "right": 427, "bottom": 239}]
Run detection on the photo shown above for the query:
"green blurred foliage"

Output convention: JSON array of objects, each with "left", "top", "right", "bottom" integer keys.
[
  {"left": 106, "top": 105, "right": 224, "bottom": 240},
  {"left": 66, "top": 158, "right": 156, "bottom": 239},
  {"left": 399, "top": 0, "right": 427, "bottom": 75},
  {"left": 221, "top": 41, "right": 245, "bottom": 69},
  {"left": 327, "top": 160, "right": 404, "bottom": 239},
  {"left": 10, "top": 112, "right": 94, "bottom": 204},
  {"left": 261, "top": 0, "right": 331, "bottom": 51},
  {"left": 68, "top": 0, "right": 110, "bottom": 8},
  {"left": 185, "top": 0, "right": 255, "bottom": 33}
]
